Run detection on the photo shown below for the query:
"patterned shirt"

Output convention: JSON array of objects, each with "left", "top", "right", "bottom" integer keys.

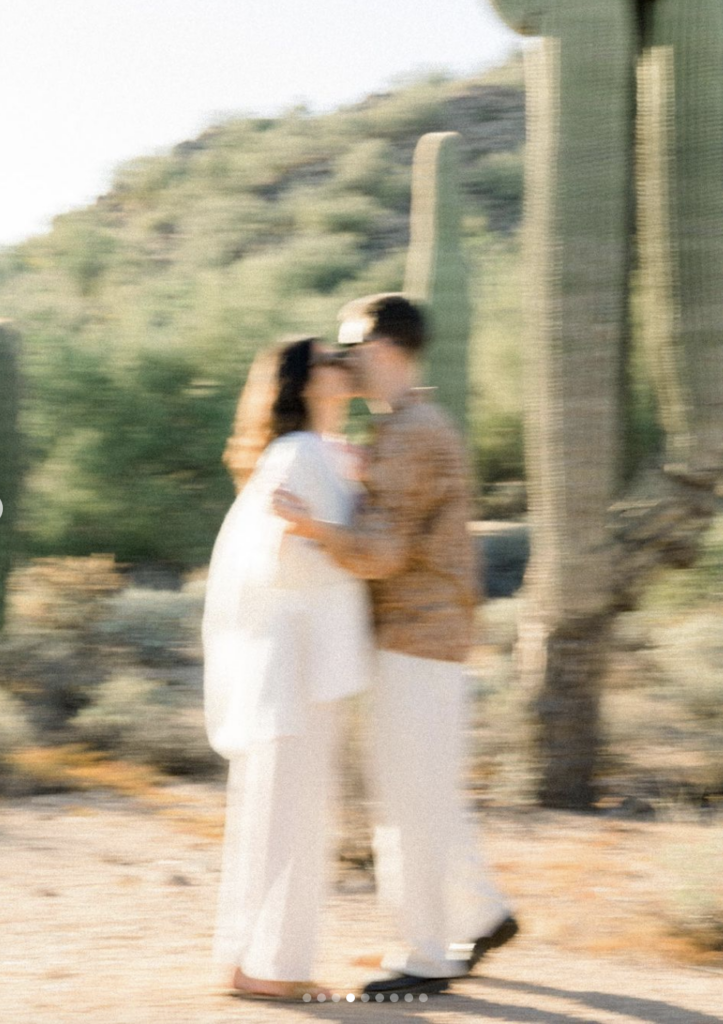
[{"left": 320, "top": 389, "right": 480, "bottom": 663}]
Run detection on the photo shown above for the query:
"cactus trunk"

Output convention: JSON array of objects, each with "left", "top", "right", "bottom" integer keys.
[
  {"left": 0, "top": 322, "right": 22, "bottom": 632},
  {"left": 517, "top": 6, "right": 636, "bottom": 808},
  {"left": 404, "top": 132, "right": 472, "bottom": 432}
]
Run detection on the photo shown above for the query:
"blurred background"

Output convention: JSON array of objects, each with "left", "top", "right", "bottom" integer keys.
[{"left": 0, "top": 0, "right": 722, "bottom": 981}]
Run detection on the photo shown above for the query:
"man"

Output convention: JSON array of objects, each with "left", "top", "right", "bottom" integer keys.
[{"left": 273, "top": 294, "right": 518, "bottom": 996}]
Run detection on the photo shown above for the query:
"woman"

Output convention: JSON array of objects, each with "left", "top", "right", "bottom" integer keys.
[{"left": 202, "top": 336, "right": 371, "bottom": 1001}]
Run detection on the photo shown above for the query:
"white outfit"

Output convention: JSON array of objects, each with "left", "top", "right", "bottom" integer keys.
[
  {"left": 366, "top": 651, "right": 513, "bottom": 979},
  {"left": 203, "top": 430, "right": 370, "bottom": 754},
  {"left": 202, "top": 431, "right": 372, "bottom": 978}
]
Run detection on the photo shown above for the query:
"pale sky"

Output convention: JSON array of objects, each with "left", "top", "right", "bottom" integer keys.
[{"left": 0, "top": 0, "right": 520, "bottom": 247}]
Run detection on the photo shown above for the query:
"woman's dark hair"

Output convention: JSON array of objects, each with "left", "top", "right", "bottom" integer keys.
[
  {"left": 222, "top": 336, "right": 319, "bottom": 492},
  {"left": 270, "top": 336, "right": 315, "bottom": 439}
]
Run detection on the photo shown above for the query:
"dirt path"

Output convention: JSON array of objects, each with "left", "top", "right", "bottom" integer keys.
[{"left": 2, "top": 788, "right": 722, "bottom": 1023}]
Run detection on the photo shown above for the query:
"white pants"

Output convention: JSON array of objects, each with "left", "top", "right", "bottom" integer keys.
[
  {"left": 366, "top": 651, "right": 512, "bottom": 978},
  {"left": 212, "top": 700, "right": 341, "bottom": 980}
]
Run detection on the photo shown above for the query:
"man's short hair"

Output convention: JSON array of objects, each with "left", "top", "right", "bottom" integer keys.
[{"left": 338, "top": 293, "right": 427, "bottom": 354}]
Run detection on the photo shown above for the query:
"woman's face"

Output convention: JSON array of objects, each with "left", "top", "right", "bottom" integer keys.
[{"left": 304, "top": 344, "right": 356, "bottom": 402}]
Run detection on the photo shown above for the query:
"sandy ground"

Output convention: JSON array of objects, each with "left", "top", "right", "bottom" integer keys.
[{"left": 2, "top": 785, "right": 722, "bottom": 1024}]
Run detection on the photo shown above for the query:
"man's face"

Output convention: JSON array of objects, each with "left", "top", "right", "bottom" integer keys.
[{"left": 344, "top": 336, "right": 387, "bottom": 399}]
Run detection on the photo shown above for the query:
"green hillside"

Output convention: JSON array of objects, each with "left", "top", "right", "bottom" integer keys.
[{"left": 0, "top": 61, "right": 526, "bottom": 565}]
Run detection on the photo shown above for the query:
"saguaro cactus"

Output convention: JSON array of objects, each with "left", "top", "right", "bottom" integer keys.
[
  {"left": 487, "top": 0, "right": 723, "bottom": 807},
  {"left": 636, "top": 0, "right": 723, "bottom": 485},
  {"left": 0, "top": 321, "right": 22, "bottom": 632},
  {"left": 404, "top": 132, "right": 472, "bottom": 430},
  {"left": 488, "top": 0, "right": 637, "bottom": 808}
]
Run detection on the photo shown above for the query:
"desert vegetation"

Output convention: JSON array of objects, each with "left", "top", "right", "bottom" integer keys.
[{"left": 0, "top": 58, "right": 721, "bottom": 966}]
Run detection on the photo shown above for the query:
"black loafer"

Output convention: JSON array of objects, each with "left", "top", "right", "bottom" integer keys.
[
  {"left": 465, "top": 915, "right": 519, "bottom": 972},
  {"left": 362, "top": 972, "right": 450, "bottom": 997}
]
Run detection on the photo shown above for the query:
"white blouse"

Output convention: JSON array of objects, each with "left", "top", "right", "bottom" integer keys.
[{"left": 202, "top": 431, "right": 372, "bottom": 757}]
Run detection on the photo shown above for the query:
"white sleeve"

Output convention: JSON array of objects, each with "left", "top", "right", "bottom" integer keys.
[{"left": 253, "top": 433, "right": 328, "bottom": 519}]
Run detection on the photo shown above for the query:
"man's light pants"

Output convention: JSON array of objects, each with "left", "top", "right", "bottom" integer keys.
[
  {"left": 368, "top": 650, "right": 512, "bottom": 979},
  {"left": 211, "top": 653, "right": 512, "bottom": 982}
]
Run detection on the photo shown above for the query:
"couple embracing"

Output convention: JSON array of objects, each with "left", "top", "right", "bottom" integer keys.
[{"left": 202, "top": 293, "right": 518, "bottom": 1002}]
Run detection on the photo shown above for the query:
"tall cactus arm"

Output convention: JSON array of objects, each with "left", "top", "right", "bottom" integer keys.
[
  {"left": 608, "top": 0, "right": 723, "bottom": 603},
  {"left": 404, "top": 132, "right": 472, "bottom": 432},
  {"left": 637, "top": 0, "right": 723, "bottom": 485}
]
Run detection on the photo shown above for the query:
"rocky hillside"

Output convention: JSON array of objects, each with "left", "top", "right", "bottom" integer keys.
[{"left": 0, "top": 60, "right": 525, "bottom": 564}]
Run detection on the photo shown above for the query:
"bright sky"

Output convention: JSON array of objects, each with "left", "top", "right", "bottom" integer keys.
[{"left": 0, "top": 0, "right": 520, "bottom": 247}]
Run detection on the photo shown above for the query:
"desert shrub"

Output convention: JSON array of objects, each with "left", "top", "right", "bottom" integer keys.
[
  {"left": 469, "top": 653, "right": 535, "bottom": 802},
  {"left": 92, "top": 586, "right": 203, "bottom": 666},
  {"left": 476, "top": 596, "right": 521, "bottom": 650},
  {"left": 172, "top": 192, "right": 276, "bottom": 268},
  {"left": 71, "top": 673, "right": 221, "bottom": 776},
  {"left": 656, "top": 821, "right": 723, "bottom": 954},
  {"left": 279, "top": 233, "right": 365, "bottom": 293},
  {"left": 0, "top": 630, "right": 106, "bottom": 730},
  {"left": 291, "top": 191, "right": 381, "bottom": 236},
  {"left": 1, "top": 559, "right": 207, "bottom": 733},
  {"left": 5, "top": 744, "right": 165, "bottom": 797},
  {"left": 229, "top": 232, "right": 365, "bottom": 303},
  {"left": 641, "top": 514, "right": 723, "bottom": 612},
  {"left": 0, "top": 689, "right": 36, "bottom": 754},
  {"left": 6, "top": 555, "right": 123, "bottom": 632},
  {"left": 333, "top": 139, "right": 393, "bottom": 196},
  {"left": 334, "top": 251, "right": 406, "bottom": 304},
  {"left": 112, "top": 152, "right": 187, "bottom": 203},
  {"left": 360, "top": 79, "right": 449, "bottom": 138},
  {"left": 468, "top": 235, "right": 524, "bottom": 486},
  {"left": 24, "top": 345, "right": 238, "bottom": 564},
  {"left": 602, "top": 556, "right": 723, "bottom": 798},
  {"left": 50, "top": 214, "right": 118, "bottom": 295},
  {"left": 0, "top": 689, "right": 37, "bottom": 792},
  {"left": 1, "top": 556, "right": 126, "bottom": 728},
  {"left": 467, "top": 601, "right": 535, "bottom": 803},
  {"left": 474, "top": 411, "right": 525, "bottom": 486},
  {"left": 471, "top": 151, "right": 524, "bottom": 205},
  {"left": 648, "top": 613, "right": 723, "bottom": 756}
]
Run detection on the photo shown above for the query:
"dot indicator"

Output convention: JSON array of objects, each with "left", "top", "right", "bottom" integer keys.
[{"left": 346, "top": 993, "right": 355, "bottom": 1002}]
